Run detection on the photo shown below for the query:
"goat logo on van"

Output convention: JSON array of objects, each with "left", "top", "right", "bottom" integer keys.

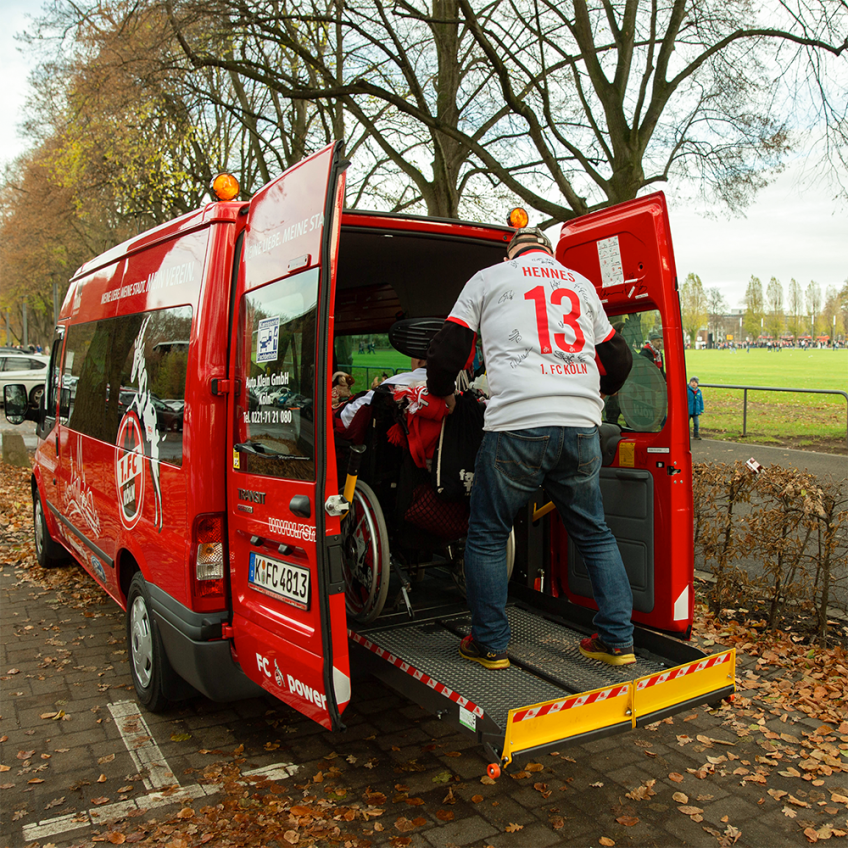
[{"left": 116, "top": 412, "right": 145, "bottom": 530}]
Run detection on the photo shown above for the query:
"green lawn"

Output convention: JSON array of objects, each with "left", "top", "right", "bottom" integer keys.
[
  {"left": 338, "top": 346, "right": 847, "bottom": 451},
  {"left": 339, "top": 348, "right": 412, "bottom": 391},
  {"left": 683, "top": 349, "right": 848, "bottom": 450}
]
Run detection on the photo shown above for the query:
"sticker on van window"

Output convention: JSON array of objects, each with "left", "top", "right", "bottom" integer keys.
[
  {"left": 257, "top": 316, "right": 280, "bottom": 363},
  {"left": 597, "top": 235, "right": 624, "bottom": 288}
]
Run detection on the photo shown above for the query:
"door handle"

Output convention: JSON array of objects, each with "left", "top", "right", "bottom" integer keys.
[{"left": 289, "top": 495, "right": 311, "bottom": 518}]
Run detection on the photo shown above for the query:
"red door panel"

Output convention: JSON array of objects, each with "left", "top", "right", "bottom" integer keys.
[
  {"left": 228, "top": 143, "right": 350, "bottom": 729},
  {"left": 554, "top": 193, "right": 693, "bottom": 634}
]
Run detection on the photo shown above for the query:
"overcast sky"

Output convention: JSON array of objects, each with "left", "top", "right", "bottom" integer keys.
[{"left": 3, "top": 0, "right": 845, "bottom": 310}]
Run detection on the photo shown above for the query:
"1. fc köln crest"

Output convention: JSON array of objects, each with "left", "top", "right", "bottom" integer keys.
[{"left": 116, "top": 411, "right": 145, "bottom": 530}]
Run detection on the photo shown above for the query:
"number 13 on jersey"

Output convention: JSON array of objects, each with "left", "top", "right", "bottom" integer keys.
[{"left": 524, "top": 286, "right": 586, "bottom": 354}]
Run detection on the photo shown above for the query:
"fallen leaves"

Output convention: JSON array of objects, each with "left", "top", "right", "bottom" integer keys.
[{"left": 626, "top": 779, "right": 657, "bottom": 801}]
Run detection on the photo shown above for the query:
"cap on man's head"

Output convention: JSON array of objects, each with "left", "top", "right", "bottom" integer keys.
[
  {"left": 649, "top": 331, "right": 662, "bottom": 341},
  {"left": 690, "top": 376, "right": 699, "bottom": 384},
  {"left": 507, "top": 226, "right": 553, "bottom": 257}
]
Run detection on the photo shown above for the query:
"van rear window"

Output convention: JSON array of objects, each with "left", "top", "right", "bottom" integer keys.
[
  {"left": 603, "top": 309, "right": 668, "bottom": 433},
  {"left": 61, "top": 306, "right": 192, "bottom": 466},
  {"left": 235, "top": 268, "right": 319, "bottom": 481}
]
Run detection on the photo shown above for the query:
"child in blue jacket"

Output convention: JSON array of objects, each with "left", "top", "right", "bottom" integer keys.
[{"left": 688, "top": 376, "right": 704, "bottom": 439}]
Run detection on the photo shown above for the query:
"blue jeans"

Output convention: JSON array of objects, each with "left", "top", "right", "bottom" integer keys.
[
  {"left": 690, "top": 414, "right": 700, "bottom": 437},
  {"left": 464, "top": 426, "right": 633, "bottom": 652}
]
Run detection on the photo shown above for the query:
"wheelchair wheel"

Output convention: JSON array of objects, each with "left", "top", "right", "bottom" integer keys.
[
  {"left": 342, "top": 481, "right": 391, "bottom": 624},
  {"left": 452, "top": 529, "right": 515, "bottom": 596}
]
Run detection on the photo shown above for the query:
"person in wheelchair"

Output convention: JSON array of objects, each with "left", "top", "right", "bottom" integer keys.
[{"left": 335, "top": 356, "right": 428, "bottom": 442}]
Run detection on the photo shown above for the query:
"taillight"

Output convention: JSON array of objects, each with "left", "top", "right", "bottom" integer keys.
[{"left": 191, "top": 513, "right": 226, "bottom": 602}]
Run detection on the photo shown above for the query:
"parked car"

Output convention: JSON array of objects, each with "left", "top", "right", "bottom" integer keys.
[{"left": 0, "top": 353, "right": 49, "bottom": 406}]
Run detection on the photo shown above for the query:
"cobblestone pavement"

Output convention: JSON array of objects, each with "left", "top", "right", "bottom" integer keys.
[{"left": 1, "top": 560, "right": 847, "bottom": 848}]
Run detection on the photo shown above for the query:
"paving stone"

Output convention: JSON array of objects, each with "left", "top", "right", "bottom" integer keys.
[
  {"left": 421, "top": 812, "right": 498, "bottom": 847},
  {"left": 485, "top": 820, "right": 564, "bottom": 847}
]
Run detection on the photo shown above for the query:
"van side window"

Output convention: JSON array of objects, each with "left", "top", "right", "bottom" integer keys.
[
  {"left": 61, "top": 306, "right": 193, "bottom": 466},
  {"left": 235, "top": 267, "right": 319, "bottom": 481}
]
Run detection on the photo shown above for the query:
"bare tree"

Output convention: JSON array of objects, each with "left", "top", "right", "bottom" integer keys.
[
  {"left": 161, "top": 0, "right": 848, "bottom": 223},
  {"left": 744, "top": 275, "right": 765, "bottom": 340},
  {"left": 765, "top": 276, "right": 784, "bottom": 340},
  {"left": 680, "top": 272, "right": 708, "bottom": 346},
  {"left": 806, "top": 279, "right": 823, "bottom": 337},
  {"left": 822, "top": 285, "right": 843, "bottom": 341},
  {"left": 706, "top": 287, "right": 728, "bottom": 345},
  {"left": 787, "top": 277, "right": 804, "bottom": 339}
]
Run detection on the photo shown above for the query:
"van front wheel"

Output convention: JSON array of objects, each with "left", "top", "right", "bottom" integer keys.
[{"left": 126, "top": 573, "right": 172, "bottom": 713}]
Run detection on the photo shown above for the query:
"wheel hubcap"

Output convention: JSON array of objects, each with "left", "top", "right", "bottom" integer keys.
[
  {"left": 130, "top": 597, "right": 154, "bottom": 688},
  {"left": 34, "top": 501, "right": 44, "bottom": 557}
]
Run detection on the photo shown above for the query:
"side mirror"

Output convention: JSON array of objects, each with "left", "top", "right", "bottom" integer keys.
[{"left": 4, "top": 384, "right": 29, "bottom": 425}]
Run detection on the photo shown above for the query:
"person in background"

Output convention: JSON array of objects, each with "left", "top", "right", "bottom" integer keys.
[
  {"left": 688, "top": 376, "right": 704, "bottom": 440},
  {"left": 640, "top": 331, "right": 664, "bottom": 372}
]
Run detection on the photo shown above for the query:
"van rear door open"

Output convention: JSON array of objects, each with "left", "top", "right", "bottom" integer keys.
[
  {"left": 554, "top": 193, "right": 693, "bottom": 635},
  {"left": 227, "top": 142, "right": 351, "bottom": 730}
]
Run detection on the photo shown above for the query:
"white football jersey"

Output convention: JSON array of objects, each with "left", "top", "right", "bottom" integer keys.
[{"left": 447, "top": 250, "right": 613, "bottom": 431}]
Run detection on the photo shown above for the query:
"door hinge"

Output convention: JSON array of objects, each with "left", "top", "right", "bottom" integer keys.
[
  {"left": 221, "top": 624, "right": 235, "bottom": 639},
  {"left": 211, "top": 379, "right": 232, "bottom": 396},
  {"left": 324, "top": 495, "right": 350, "bottom": 517}
]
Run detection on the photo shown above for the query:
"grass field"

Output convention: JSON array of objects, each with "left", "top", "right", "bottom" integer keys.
[
  {"left": 342, "top": 349, "right": 416, "bottom": 390},
  {"left": 341, "top": 346, "right": 848, "bottom": 453},
  {"left": 684, "top": 349, "right": 848, "bottom": 452}
]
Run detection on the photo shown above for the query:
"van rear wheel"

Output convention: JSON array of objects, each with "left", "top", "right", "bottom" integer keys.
[
  {"left": 342, "top": 481, "right": 390, "bottom": 624},
  {"left": 33, "top": 488, "right": 68, "bottom": 568},
  {"left": 126, "top": 573, "right": 172, "bottom": 713}
]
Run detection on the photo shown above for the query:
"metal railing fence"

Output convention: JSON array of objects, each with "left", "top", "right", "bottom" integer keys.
[{"left": 698, "top": 384, "right": 848, "bottom": 447}]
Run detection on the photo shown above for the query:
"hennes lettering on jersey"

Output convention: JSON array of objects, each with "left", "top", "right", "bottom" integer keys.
[{"left": 521, "top": 266, "right": 576, "bottom": 281}]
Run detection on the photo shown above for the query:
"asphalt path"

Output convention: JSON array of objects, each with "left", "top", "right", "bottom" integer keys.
[{"left": 690, "top": 437, "right": 847, "bottom": 484}]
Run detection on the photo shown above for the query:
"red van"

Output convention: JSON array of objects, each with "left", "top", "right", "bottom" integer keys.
[{"left": 4, "top": 142, "right": 734, "bottom": 774}]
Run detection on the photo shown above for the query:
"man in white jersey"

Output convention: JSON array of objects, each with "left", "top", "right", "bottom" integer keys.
[{"left": 427, "top": 227, "right": 634, "bottom": 669}]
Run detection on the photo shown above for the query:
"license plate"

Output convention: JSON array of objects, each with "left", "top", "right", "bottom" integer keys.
[{"left": 248, "top": 552, "right": 310, "bottom": 610}]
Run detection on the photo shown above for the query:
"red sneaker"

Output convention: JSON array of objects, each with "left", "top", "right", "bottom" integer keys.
[
  {"left": 459, "top": 635, "right": 510, "bottom": 669},
  {"left": 579, "top": 634, "right": 636, "bottom": 666}
]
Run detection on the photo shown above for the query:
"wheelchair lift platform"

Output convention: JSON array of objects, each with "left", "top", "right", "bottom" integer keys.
[{"left": 349, "top": 603, "right": 735, "bottom": 771}]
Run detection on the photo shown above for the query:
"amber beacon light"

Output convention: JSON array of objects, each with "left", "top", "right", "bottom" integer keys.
[
  {"left": 211, "top": 173, "right": 240, "bottom": 202},
  {"left": 507, "top": 207, "right": 529, "bottom": 228}
]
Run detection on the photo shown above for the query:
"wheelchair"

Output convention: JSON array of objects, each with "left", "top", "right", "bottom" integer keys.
[{"left": 337, "top": 319, "right": 515, "bottom": 625}]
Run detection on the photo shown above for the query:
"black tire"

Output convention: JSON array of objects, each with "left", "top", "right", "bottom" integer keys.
[
  {"left": 33, "top": 488, "right": 69, "bottom": 568},
  {"left": 126, "top": 573, "right": 172, "bottom": 713},
  {"left": 342, "top": 481, "right": 391, "bottom": 624},
  {"left": 29, "top": 384, "right": 44, "bottom": 407}
]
